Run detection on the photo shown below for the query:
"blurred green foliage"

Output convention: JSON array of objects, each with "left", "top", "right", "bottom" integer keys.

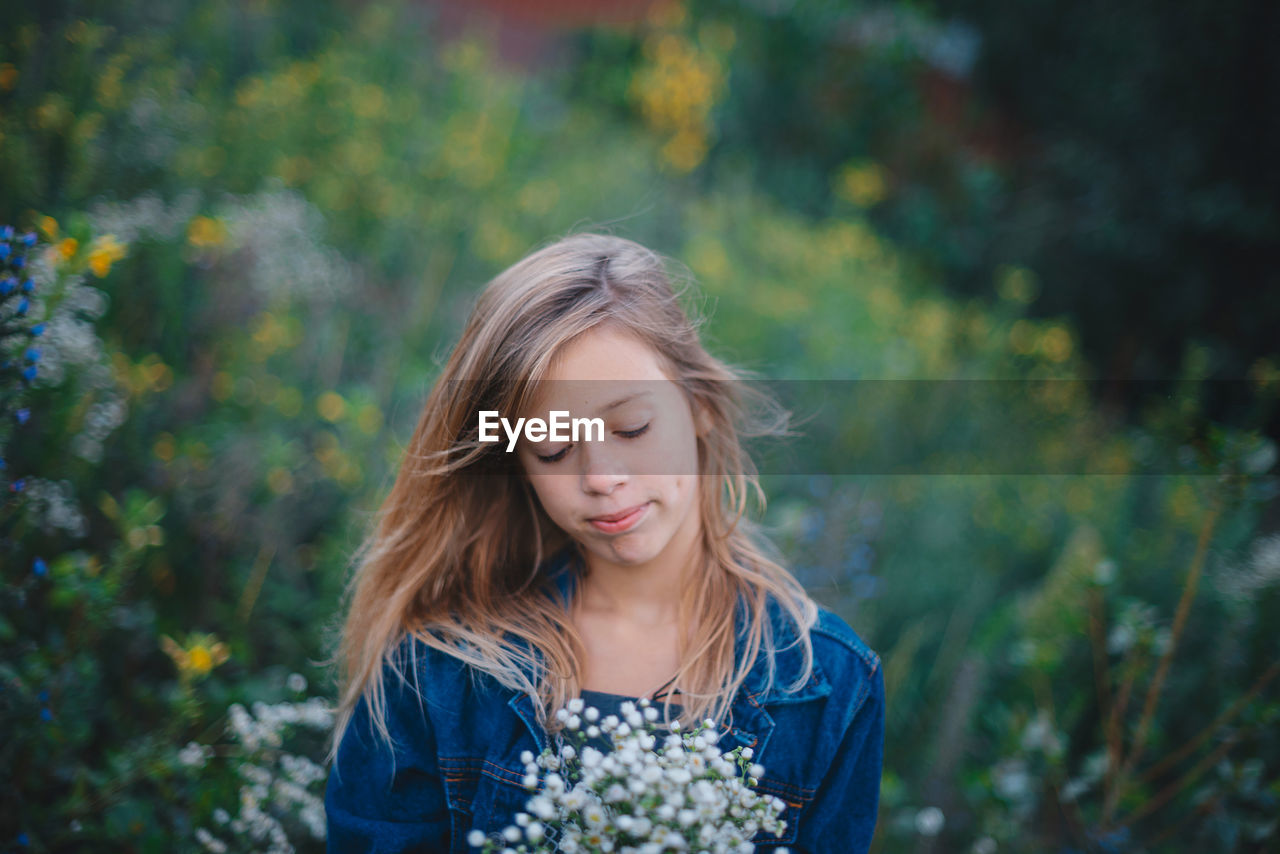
[
  {"left": 569, "top": 0, "right": 1280, "bottom": 436},
  {"left": 1, "top": 0, "right": 1277, "bottom": 852}
]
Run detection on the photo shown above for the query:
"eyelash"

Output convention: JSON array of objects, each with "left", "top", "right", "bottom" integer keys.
[{"left": 535, "top": 423, "right": 651, "bottom": 464}]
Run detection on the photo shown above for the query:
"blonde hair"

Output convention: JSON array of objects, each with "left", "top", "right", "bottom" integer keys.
[{"left": 329, "top": 230, "right": 818, "bottom": 756}]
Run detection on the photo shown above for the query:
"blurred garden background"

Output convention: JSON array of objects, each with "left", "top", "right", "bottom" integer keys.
[{"left": 2, "top": 0, "right": 1278, "bottom": 851}]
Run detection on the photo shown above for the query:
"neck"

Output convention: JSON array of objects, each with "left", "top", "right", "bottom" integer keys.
[{"left": 575, "top": 512, "right": 703, "bottom": 628}]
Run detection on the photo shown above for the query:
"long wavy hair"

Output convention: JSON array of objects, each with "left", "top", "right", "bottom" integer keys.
[{"left": 329, "top": 230, "right": 819, "bottom": 756}]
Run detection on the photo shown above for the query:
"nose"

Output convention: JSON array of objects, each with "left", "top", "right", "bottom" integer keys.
[{"left": 579, "top": 441, "right": 628, "bottom": 495}]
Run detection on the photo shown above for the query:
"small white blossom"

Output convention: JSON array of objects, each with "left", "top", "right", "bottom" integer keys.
[
  {"left": 915, "top": 806, "right": 945, "bottom": 836},
  {"left": 178, "top": 741, "right": 209, "bottom": 768},
  {"left": 470, "top": 700, "right": 788, "bottom": 851}
]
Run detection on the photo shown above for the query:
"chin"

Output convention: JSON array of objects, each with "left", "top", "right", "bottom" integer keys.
[{"left": 593, "top": 537, "right": 664, "bottom": 566}]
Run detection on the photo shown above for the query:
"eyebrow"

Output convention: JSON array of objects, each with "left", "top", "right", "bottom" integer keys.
[
  {"left": 519, "top": 391, "right": 655, "bottom": 445},
  {"left": 598, "top": 391, "right": 652, "bottom": 414}
]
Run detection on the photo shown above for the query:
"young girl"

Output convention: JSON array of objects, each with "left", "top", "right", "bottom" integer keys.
[{"left": 324, "top": 232, "right": 884, "bottom": 853}]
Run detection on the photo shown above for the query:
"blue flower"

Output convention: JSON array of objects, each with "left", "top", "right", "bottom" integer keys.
[
  {"left": 16, "top": 408, "right": 29, "bottom": 424},
  {"left": 33, "top": 558, "right": 47, "bottom": 577},
  {"left": 1, "top": 224, "right": 12, "bottom": 239},
  {"left": 24, "top": 348, "right": 39, "bottom": 363},
  {"left": 21, "top": 278, "right": 34, "bottom": 293},
  {"left": 12, "top": 254, "right": 25, "bottom": 269},
  {"left": 9, "top": 478, "right": 24, "bottom": 493},
  {"left": 38, "top": 690, "right": 48, "bottom": 702},
  {"left": 21, "top": 231, "right": 36, "bottom": 246},
  {"left": 17, "top": 296, "right": 29, "bottom": 315},
  {"left": 844, "top": 541, "right": 875, "bottom": 574},
  {"left": 0, "top": 457, "right": 6, "bottom": 470},
  {"left": 853, "top": 574, "right": 881, "bottom": 600},
  {"left": 22, "top": 365, "right": 37, "bottom": 381},
  {"left": 30, "top": 323, "right": 45, "bottom": 337},
  {"left": 17, "top": 831, "right": 30, "bottom": 846},
  {"left": 40, "top": 707, "right": 52, "bottom": 722},
  {"left": 0, "top": 243, "right": 9, "bottom": 260},
  {"left": 0, "top": 277, "right": 14, "bottom": 295}
]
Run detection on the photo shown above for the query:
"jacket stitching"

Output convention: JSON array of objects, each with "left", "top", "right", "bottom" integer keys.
[
  {"left": 754, "top": 776, "right": 817, "bottom": 803},
  {"left": 440, "top": 756, "right": 533, "bottom": 789},
  {"left": 810, "top": 619, "right": 881, "bottom": 673}
]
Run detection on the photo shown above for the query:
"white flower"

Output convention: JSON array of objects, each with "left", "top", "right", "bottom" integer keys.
[
  {"left": 583, "top": 803, "right": 607, "bottom": 827},
  {"left": 493, "top": 699, "right": 787, "bottom": 852},
  {"left": 467, "top": 829, "right": 486, "bottom": 848},
  {"left": 915, "top": 806, "right": 945, "bottom": 836},
  {"left": 581, "top": 746, "right": 604, "bottom": 768},
  {"left": 529, "top": 795, "right": 556, "bottom": 820},
  {"left": 195, "top": 828, "right": 228, "bottom": 853},
  {"left": 286, "top": 672, "right": 307, "bottom": 693},
  {"left": 178, "top": 741, "right": 209, "bottom": 768}
]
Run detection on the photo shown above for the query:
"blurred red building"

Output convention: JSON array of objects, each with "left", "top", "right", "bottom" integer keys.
[{"left": 420, "top": 0, "right": 664, "bottom": 69}]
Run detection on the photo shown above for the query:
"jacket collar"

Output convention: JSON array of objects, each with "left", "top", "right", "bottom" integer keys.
[{"left": 507, "top": 547, "right": 830, "bottom": 756}]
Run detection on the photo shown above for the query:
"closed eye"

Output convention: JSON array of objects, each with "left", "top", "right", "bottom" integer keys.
[
  {"left": 535, "top": 446, "right": 570, "bottom": 464},
  {"left": 533, "top": 423, "right": 650, "bottom": 464}
]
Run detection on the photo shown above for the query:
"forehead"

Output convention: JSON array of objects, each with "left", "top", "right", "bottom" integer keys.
[
  {"left": 545, "top": 325, "right": 668, "bottom": 383},
  {"left": 523, "top": 326, "right": 676, "bottom": 414}
]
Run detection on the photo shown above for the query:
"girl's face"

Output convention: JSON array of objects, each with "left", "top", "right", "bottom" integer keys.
[{"left": 515, "top": 324, "right": 710, "bottom": 574}]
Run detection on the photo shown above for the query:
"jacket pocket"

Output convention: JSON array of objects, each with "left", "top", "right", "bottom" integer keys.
[
  {"left": 440, "top": 756, "right": 484, "bottom": 854},
  {"left": 751, "top": 775, "right": 817, "bottom": 848},
  {"left": 443, "top": 756, "right": 534, "bottom": 849}
]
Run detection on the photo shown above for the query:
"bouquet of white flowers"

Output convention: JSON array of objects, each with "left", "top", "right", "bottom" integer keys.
[{"left": 467, "top": 696, "right": 790, "bottom": 854}]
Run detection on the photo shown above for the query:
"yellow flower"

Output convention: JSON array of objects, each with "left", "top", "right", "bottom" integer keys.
[
  {"left": 161, "top": 632, "right": 230, "bottom": 679},
  {"left": 356, "top": 403, "right": 383, "bottom": 436},
  {"left": 187, "top": 645, "right": 214, "bottom": 674},
  {"left": 87, "top": 234, "right": 127, "bottom": 277},
  {"left": 316, "top": 391, "right": 347, "bottom": 422},
  {"left": 153, "top": 432, "right": 176, "bottom": 462},
  {"left": 836, "top": 160, "right": 889, "bottom": 207},
  {"left": 187, "top": 215, "right": 226, "bottom": 249},
  {"left": 39, "top": 215, "right": 59, "bottom": 240},
  {"left": 58, "top": 237, "right": 78, "bottom": 260}
]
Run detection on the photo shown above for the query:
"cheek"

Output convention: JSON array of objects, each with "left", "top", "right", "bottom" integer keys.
[{"left": 527, "top": 476, "right": 570, "bottom": 518}]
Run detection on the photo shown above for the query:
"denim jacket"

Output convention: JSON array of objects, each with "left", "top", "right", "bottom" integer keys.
[{"left": 325, "top": 550, "right": 884, "bottom": 853}]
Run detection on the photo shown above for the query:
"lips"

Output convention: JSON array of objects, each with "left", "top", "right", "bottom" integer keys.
[
  {"left": 590, "top": 503, "right": 648, "bottom": 523},
  {"left": 588, "top": 502, "right": 650, "bottom": 534}
]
